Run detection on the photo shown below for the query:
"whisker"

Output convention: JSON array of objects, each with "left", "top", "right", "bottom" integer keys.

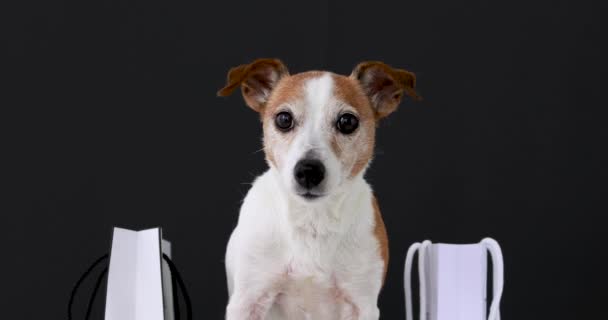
[{"left": 252, "top": 146, "right": 267, "bottom": 154}]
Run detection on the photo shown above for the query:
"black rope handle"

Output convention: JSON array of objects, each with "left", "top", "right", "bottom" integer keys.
[
  {"left": 168, "top": 258, "right": 181, "bottom": 320},
  {"left": 163, "top": 254, "right": 193, "bottom": 320},
  {"left": 68, "top": 253, "right": 192, "bottom": 320},
  {"left": 85, "top": 267, "right": 108, "bottom": 319},
  {"left": 68, "top": 254, "right": 109, "bottom": 320}
]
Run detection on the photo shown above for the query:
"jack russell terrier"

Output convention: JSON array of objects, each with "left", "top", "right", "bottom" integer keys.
[{"left": 218, "top": 59, "right": 419, "bottom": 320}]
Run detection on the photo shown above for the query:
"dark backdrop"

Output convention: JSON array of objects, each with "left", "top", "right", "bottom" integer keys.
[{"left": 3, "top": 0, "right": 607, "bottom": 319}]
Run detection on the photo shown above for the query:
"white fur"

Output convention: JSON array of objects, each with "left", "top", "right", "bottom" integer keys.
[{"left": 225, "top": 73, "right": 384, "bottom": 320}]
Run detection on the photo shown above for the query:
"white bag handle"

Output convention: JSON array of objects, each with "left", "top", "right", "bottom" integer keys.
[
  {"left": 404, "top": 242, "right": 420, "bottom": 320},
  {"left": 404, "top": 238, "right": 504, "bottom": 320},
  {"left": 482, "top": 238, "right": 504, "bottom": 320}
]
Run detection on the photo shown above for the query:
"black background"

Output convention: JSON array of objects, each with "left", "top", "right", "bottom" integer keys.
[{"left": 3, "top": 0, "right": 607, "bottom": 319}]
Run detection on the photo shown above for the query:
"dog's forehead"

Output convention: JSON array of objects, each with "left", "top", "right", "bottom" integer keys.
[{"left": 264, "top": 71, "right": 373, "bottom": 117}]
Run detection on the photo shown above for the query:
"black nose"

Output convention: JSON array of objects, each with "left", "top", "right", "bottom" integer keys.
[{"left": 294, "top": 159, "right": 325, "bottom": 189}]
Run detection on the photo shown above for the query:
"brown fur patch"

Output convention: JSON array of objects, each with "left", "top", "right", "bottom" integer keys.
[
  {"left": 330, "top": 74, "right": 374, "bottom": 117},
  {"left": 265, "top": 148, "right": 276, "bottom": 168},
  {"left": 217, "top": 58, "right": 289, "bottom": 113},
  {"left": 331, "top": 74, "right": 376, "bottom": 178},
  {"left": 350, "top": 61, "right": 420, "bottom": 120},
  {"left": 263, "top": 71, "right": 325, "bottom": 118},
  {"left": 262, "top": 72, "right": 325, "bottom": 168},
  {"left": 372, "top": 196, "right": 389, "bottom": 285}
]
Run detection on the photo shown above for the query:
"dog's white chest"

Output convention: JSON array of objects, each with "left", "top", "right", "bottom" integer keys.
[
  {"left": 271, "top": 261, "right": 357, "bottom": 320},
  {"left": 225, "top": 170, "right": 382, "bottom": 320}
]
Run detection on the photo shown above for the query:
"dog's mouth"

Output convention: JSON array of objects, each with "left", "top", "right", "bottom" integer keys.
[{"left": 299, "top": 191, "right": 324, "bottom": 200}]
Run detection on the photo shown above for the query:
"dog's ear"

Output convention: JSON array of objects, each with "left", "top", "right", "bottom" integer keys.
[
  {"left": 217, "top": 58, "right": 289, "bottom": 112},
  {"left": 350, "top": 61, "right": 420, "bottom": 119}
]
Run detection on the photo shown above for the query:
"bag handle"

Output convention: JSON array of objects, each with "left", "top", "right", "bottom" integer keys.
[
  {"left": 482, "top": 238, "right": 504, "bottom": 320},
  {"left": 404, "top": 240, "right": 432, "bottom": 320},
  {"left": 162, "top": 254, "right": 193, "bottom": 320},
  {"left": 404, "top": 238, "right": 504, "bottom": 320},
  {"left": 68, "top": 254, "right": 109, "bottom": 320},
  {"left": 404, "top": 242, "right": 420, "bottom": 320},
  {"left": 68, "top": 254, "right": 192, "bottom": 320}
]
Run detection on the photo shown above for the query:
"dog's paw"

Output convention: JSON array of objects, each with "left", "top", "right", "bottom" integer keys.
[
  {"left": 350, "top": 305, "right": 379, "bottom": 320},
  {"left": 226, "top": 305, "right": 263, "bottom": 320}
]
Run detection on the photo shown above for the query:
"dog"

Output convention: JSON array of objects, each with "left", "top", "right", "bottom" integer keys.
[{"left": 218, "top": 59, "right": 419, "bottom": 320}]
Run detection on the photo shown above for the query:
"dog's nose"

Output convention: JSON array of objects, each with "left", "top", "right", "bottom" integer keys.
[{"left": 294, "top": 159, "right": 325, "bottom": 189}]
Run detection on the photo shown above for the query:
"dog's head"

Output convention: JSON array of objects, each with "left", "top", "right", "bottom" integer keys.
[{"left": 218, "top": 59, "right": 419, "bottom": 201}]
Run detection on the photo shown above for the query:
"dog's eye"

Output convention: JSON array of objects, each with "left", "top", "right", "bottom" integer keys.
[
  {"left": 275, "top": 111, "right": 294, "bottom": 131},
  {"left": 336, "top": 113, "right": 359, "bottom": 134}
]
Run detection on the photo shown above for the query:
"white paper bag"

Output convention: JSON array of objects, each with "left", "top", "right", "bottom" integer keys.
[
  {"left": 404, "top": 238, "right": 504, "bottom": 320},
  {"left": 104, "top": 227, "right": 175, "bottom": 320}
]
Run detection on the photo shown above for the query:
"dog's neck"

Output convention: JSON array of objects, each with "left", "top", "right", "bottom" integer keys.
[{"left": 267, "top": 167, "right": 370, "bottom": 239}]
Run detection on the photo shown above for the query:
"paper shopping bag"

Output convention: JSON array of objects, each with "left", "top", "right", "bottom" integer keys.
[
  {"left": 105, "top": 227, "right": 174, "bottom": 320},
  {"left": 68, "top": 227, "right": 191, "bottom": 320},
  {"left": 404, "top": 238, "right": 504, "bottom": 320}
]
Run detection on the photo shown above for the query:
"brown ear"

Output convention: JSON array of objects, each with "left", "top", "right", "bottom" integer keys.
[
  {"left": 217, "top": 58, "right": 289, "bottom": 112},
  {"left": 350, "top": 61, "right": 420, "bottom": 119}
]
